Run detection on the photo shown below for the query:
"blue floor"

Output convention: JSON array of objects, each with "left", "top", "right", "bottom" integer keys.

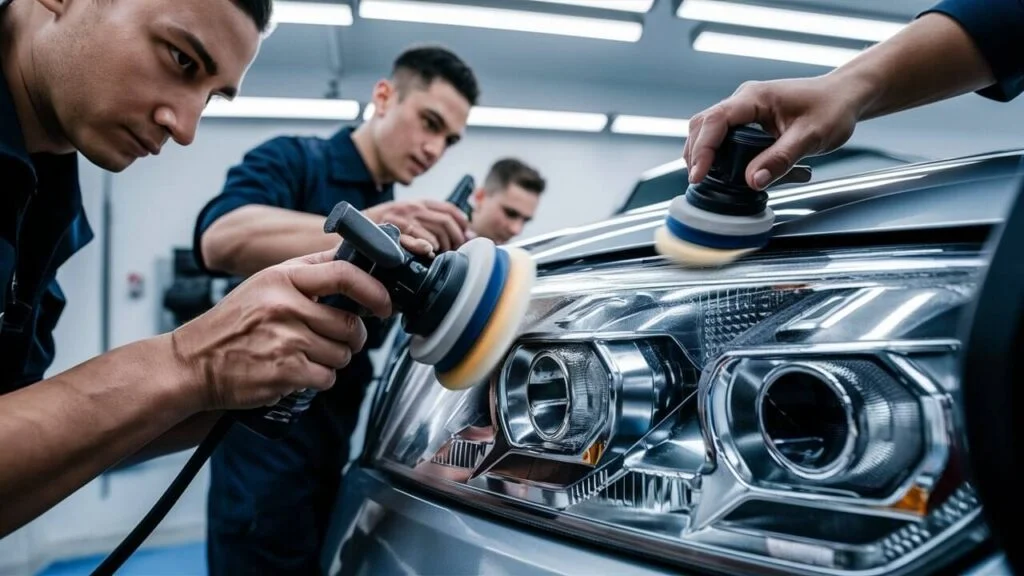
[{"left": 36, "top": 542, "right": 206, "bottom": 576}]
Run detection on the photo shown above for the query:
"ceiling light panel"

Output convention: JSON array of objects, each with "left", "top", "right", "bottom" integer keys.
[
  {"left": 693, "top": 31, "right": 862, "bottom": 67},
  {"left": 359, "top": 0, "right": 643, "bottom": 42},
  {"left": 203, "top": 97, "right": 361, "bottom": 120},
  {"left": 271, "top": 1, "right": 354, "bottom": 26},
  {"left": 524, "top": 0, "right": 654, "bottom": 13},
  {"left": 612, "top": 115, "right": 690, "bottom": 137},
  {"left": 471, "top": 106, "right": 608, "bottom": 132},
  {"left": 364, "top": 103, "right": 607, "bottom": 132},
  {"left": 677, "top": 0, "right": 905, "bottom": 43}
]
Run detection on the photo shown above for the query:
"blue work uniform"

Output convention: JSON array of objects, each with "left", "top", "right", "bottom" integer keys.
[
  {"left": 194, "top": 127, "right": 394, "bottom": 576},
  {"left": 0, "top": 49, "right": 93, "bottom": 393}
]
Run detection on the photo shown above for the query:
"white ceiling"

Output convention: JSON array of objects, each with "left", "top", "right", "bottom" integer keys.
[{"left": 248, "top": 0, "right": 934, "bottom": 99}]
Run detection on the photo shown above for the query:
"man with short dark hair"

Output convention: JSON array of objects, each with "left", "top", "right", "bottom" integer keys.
[
  {"left": 0, "top": 0, "right": 394, "bottom": 539},
  {"left": 469, "top": 157, "right": 546, "bottom": 245},
  {"left": 195, "top": 44, "right": 480, "bottom": 575}
]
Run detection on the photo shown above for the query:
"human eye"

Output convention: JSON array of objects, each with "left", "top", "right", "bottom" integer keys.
[{"left": 169, "top": 45, "right": 197, "bottom": 74}]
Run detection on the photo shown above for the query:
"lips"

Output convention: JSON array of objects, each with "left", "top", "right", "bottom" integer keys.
[
  {"left": 127, "top": 129, "right": 161, "bottom": 157},
  {"left": 411, "top": 156, "right": 428, "bottom": 174}
]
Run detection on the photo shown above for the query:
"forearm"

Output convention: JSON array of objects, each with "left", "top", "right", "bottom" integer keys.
[
  {"left": 201, "top": 205, "right": 338, "bottom": 276},
  {"left": 0, "top": 334, "right": 199, "bottom": 537},
  {"left": 833, "top": 12, "right": 996, "bottom": 121},
  {"left": 118, "top": 411, "right": 224, "bottom": 468}
]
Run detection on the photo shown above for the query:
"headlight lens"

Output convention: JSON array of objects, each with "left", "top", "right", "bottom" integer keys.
[{"left": 367, "top": 246, "right": 989, "bottom": 575}]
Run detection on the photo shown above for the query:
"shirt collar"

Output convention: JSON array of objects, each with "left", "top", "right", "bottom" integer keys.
[
  {"left": 327, "top": 126, "right": 393, "bottom": 193},
  {"left": 0, "top": 50, "right": 35, "bottom": 183}
]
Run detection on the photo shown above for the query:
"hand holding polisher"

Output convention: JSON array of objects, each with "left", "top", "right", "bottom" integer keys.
[
  {"left": 655, "top": 124, "right": 812, "bottom": 267},
  {"left": 236, "top": 200, "right": 535, "bottom": 439}
]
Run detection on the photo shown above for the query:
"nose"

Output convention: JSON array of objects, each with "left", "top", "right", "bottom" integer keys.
[
  {"left": 154, "top": 101, "right": 200, "bottom": 147},
  {"left": 423, "top": 136, "right": 445, "bottom": 163},
  {"left": 509, "top": 219, "right": 524, "bottom": 237}
]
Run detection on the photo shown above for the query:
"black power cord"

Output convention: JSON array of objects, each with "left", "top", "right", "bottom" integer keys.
[{"left": 89, "top": 415, "right": 235, "bottom": 576}]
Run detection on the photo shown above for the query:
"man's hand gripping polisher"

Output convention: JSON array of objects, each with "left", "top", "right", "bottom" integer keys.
[
  {"left": 237, "top": 200, "right": 536, "bottom": 439},
  {"left": 655, "top": 124, "right": 812, "bottom": 267}
]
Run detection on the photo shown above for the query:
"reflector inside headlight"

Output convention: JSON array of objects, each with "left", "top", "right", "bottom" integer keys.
[{"left": 367, "top": 246, "right": 988, "bottom": 575}]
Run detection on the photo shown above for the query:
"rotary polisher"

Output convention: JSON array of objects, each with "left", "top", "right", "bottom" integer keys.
[
  {"left": 655, "top": 124, "right": 813, "bottom": 267},
  {"left": 90, "top": 201, "right": 535, "bottom": 575},
  {"left": 237, "top": 199, "right": 535, "bottom": 438}
]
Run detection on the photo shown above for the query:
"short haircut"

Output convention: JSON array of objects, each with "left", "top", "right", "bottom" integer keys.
[
  {"left": 392, "top": 45, "right": 480, "bottom": 106},
  {"left": 232, "top": 0, "right": 273, "bottom": 34},
  {"left": 484, "top": 158, "right": 546, "bottom": 196}
]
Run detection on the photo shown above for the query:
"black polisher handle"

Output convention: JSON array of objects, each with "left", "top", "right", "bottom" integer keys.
[
  {"left": 235, "top": 202, "right": 404, "bottom": 439},
  {"left": 446, "top": 175, "right": 475, "bottom": 220}
]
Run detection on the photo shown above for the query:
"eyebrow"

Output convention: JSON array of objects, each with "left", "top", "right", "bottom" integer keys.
[
  {"left": 503, "top": 205, "right": 531, "bottom": 222},
  {"left": 423, "top": 108, "right": 461, "bottom": 145},
  {"left": 173, "top": 27, "right": 238, "bottom": 99}
]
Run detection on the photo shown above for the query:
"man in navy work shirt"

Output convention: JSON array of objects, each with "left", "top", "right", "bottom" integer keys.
[
  {"left": 193, "top": 45, "right": 478, "bottom": 574},
  {"left": 0, "top": 0, "right": 393, "bottom": 538}
]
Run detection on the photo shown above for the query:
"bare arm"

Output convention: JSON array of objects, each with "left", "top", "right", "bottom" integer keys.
[
  {"left": 201, "top": 201, "right": 467, "bottom": 277},
  {"left": 0, "top": 334, "right": 199, "bottom": 538},
  {"left": 839, "top": 12, "right": 996, "bottom": 120},
  {"left": 685, "top": 12, "right": 999, "bottom": 189},
  {"left": 117, "top": 411, "right": 224, "bottom": 468},
  {"left": 201, "top": 204, "right": 337, "bottom": 277}
]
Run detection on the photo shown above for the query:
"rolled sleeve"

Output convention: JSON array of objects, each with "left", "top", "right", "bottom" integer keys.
[
  {"left": 192, "top": 136, "right": 307, "bottom": 273},
  {"left": 921, "top": 0, "right": 1024, "bottom": 102}
]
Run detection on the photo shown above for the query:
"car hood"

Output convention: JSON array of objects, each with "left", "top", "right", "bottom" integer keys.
[{"left": 514, "top": 150, "right": 1024, "bottom": 267}]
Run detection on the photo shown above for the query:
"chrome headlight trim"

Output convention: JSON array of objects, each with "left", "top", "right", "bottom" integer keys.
[
  {"left": 755, "top": 362, "right": 859, "bottom": 481},
  {"left": 365, "top": 245, "right": 988, "bottom": 576}
]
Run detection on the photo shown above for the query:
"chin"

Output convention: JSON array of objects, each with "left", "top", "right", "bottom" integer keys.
[
  {"left": 88, "top": 150, "right": 134, "bottom": 173},
  {"left": 76, "top": 137, "right": 134, "bottom": 172}
]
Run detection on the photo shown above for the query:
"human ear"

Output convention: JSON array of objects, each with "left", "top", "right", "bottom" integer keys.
[
  {"left": 370, "top": 79, "right": 396, "bottom": 117},
  {"left": 35, "top": 0, "right": 70, "bottom": 17}
]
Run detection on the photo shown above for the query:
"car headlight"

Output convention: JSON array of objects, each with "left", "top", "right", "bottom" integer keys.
[{"left": 366, "top": 245, "right": 989, "bottom": 575}]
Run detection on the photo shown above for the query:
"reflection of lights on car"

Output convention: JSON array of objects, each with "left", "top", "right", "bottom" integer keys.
[{"left": 369, "top": 245, "right": 985, "bottom": 575}]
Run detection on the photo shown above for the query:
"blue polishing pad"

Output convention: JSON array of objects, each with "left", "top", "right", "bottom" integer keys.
[
  {"left": 434, "top": 248, "right": 510, "bottom": 373},
  {"left": 664, "top": 214, "right": 771, "bottom": 250}
]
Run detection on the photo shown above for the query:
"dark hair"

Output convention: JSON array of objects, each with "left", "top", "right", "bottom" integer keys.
[
  {"left": 484, "top": 158, "right": 546, "bottom": 195},
  {"left": 392, "top": 45, "right": 480, "bottom": 106},
  {"left": 232, "top": 0, "right": 273, "bottom": 34}
]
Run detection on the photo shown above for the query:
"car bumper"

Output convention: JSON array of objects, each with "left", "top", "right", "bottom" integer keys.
[
  {"left": 321, "top": 467, "right": 1013, "bottom": 576},
  {"left": 320, "top": 466, "right": 680, "bottom": 575}
]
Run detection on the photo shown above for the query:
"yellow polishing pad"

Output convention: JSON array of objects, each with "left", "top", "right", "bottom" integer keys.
[
  {"left": 436, "top": 247, "right": 536, "bottom": 391},
  {"left": 653, "top": 225, "right": 756, "bottom": 268}
]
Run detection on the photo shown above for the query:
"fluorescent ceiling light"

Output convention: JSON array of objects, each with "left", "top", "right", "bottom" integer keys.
[
  {"left": 693, "top": 31, "right": 862, "bottom": 67},
  {"left": 271, "top": 1, "right": 354, "bottom": 26},
  {"left": 612, "top": 115, "right": 689, "bottom": 137},
  {"left": 358, "top": 0, "right": 643, "bottom": 42},
  {"left": 363, "top": 103, "right": 607, "bottom": 132},
  {"left": 203, "top": 97, "right": 361, "bottom": 120},
  {"left": 524, "top": 0, "right": 654, "bottom": 13},
  {"left": 469, "top": 106, "right": 607, "bottom": 132},
  {"left": 677, "top": 0, "right": 903, "bottom": 43}
]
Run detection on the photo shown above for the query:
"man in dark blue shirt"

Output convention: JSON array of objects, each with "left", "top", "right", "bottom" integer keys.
[
  {"left": 193, "top": 45, "right": 479, "bottom": 575},
  {"left": 683, "top": 0, "right": 1024, "bottom": 190},
  {"left": 0, "top": 0, "right": 393, "bottom": 538}
]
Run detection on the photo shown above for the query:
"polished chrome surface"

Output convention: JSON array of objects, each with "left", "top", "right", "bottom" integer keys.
[
  {"left": 526, "top": 353, "right": 572, "bottom": 441},
  {"left": 364, "top": 246, "right": 988, "bottom": 576},
  {"left": 756, "top": 362, "right": 858, "bottom": 481}
]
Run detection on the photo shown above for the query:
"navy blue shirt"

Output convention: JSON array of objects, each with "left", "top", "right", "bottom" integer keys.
[
  {"left": 192, "top": 127, "right": 394, "bottom": 396},
  {"left": 922, "top": 0, "right": 1024, "bottom": 102},
  {"left": 0, "top": 56, "right": 94, "bottom": 392}
]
